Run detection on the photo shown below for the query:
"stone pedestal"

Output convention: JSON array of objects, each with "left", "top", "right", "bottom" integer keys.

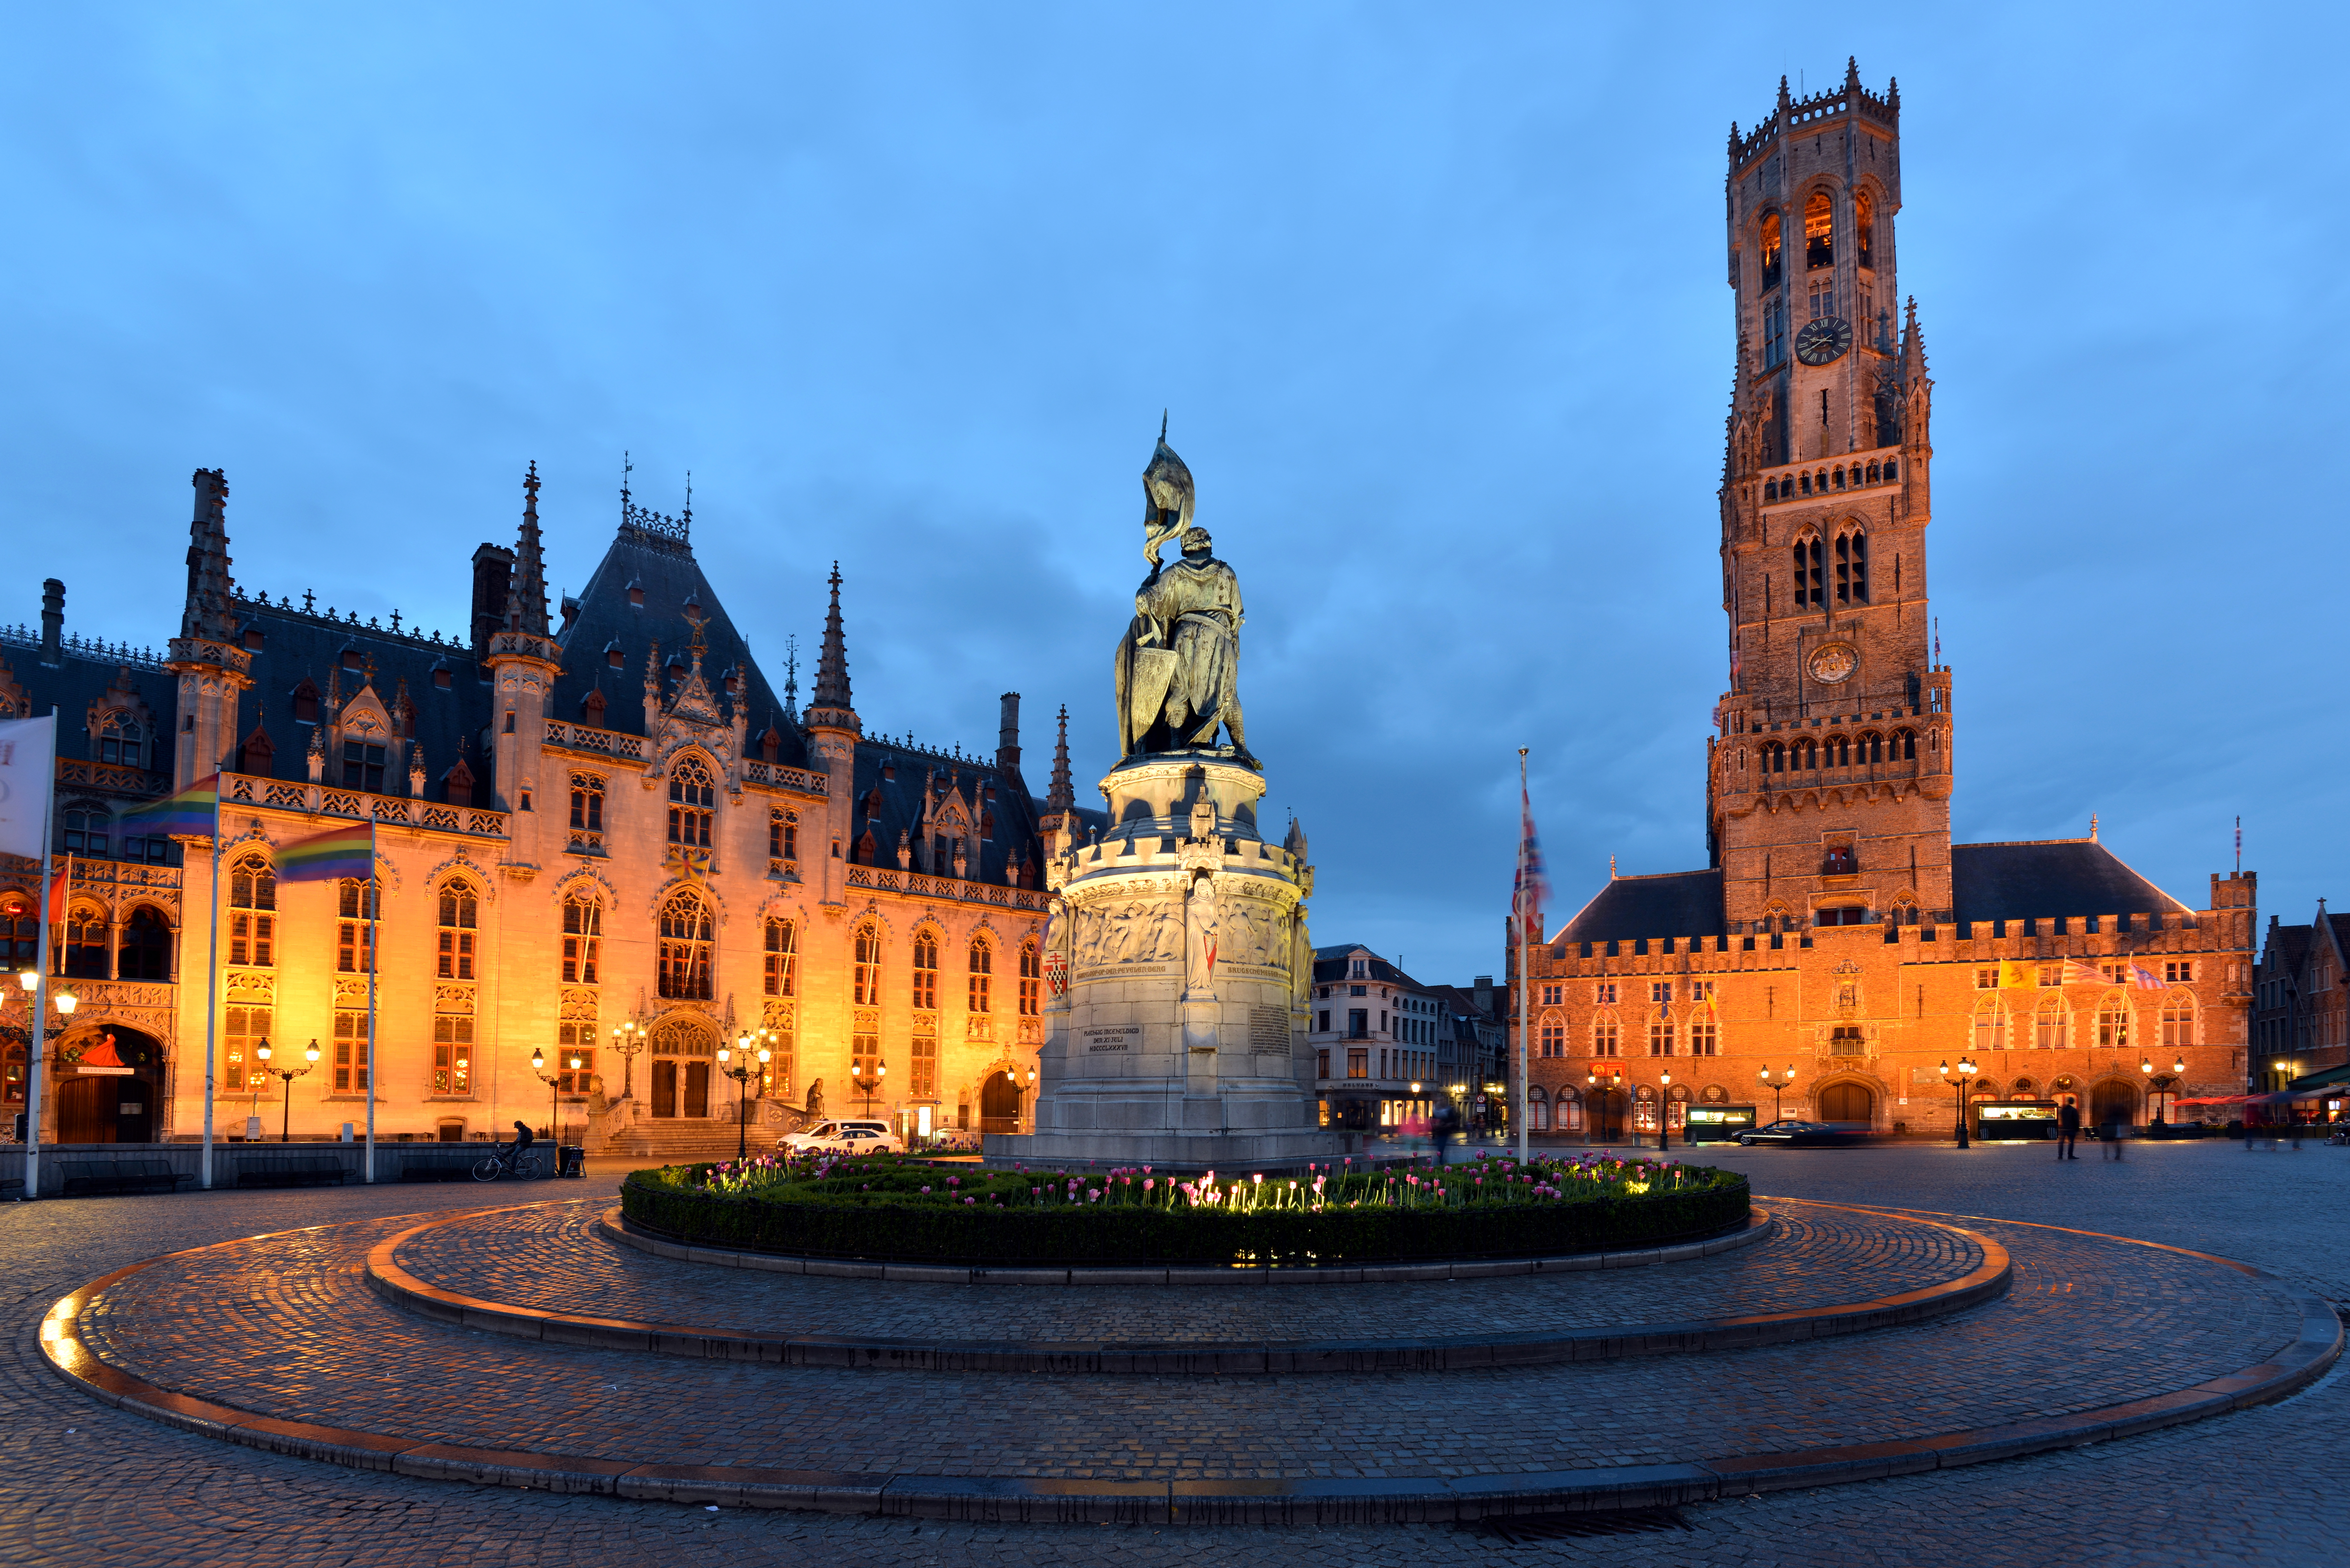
[{"left": 988, "top": 752, "right": 1341, "bottom": 1170}]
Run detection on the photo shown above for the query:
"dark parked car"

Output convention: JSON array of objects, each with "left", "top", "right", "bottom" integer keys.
[{"left": 1737, "top": 1119, "right": 1872, "bottom": 1148}]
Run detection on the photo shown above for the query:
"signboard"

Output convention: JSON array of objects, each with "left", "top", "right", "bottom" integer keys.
[
  {"left": 1081, "top": 1025, "right": 1140, "bottom": 1054},
  {"left": 1683, "top": 1104, "right": 1757, "bottom": 1143}
]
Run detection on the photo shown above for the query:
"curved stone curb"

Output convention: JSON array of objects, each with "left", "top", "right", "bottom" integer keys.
[
  {"left": 360, "top": 1204, "right": 2008, "bottom": 1375},
  {"left": 600, "top": 1203, "right": 1772, "bottom": 1286}
]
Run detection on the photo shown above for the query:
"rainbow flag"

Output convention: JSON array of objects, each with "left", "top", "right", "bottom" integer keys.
[
  {"left": 120, "top": 773, "right": 219, "bottom": 839},
  {"left": 277, "top": 821, "right": 375, "bottom": 883}
]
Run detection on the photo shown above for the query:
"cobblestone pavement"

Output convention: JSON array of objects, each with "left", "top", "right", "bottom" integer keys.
[
  {"left": 389, "top": 1200, "right": 1979, "bottom": 1343},
  {"left": 4, "top": 1144, "right": 2345, "bottom": 1565}
]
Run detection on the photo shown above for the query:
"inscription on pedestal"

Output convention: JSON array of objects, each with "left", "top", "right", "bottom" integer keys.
[
  {"left": 1082, "top": 1025, "right": 1141, "bottom": 1054},
  {"left": 1250, "top": 1005, "right": 1289, "bottom": 1054}
]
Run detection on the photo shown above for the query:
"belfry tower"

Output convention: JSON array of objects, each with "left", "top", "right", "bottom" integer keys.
[{"left": 1709, "top": 60, "right": 1953, "bottom": 932}]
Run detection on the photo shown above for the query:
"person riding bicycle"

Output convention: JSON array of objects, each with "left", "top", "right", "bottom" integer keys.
[{"left": 500, "top": 1119, "right": 534, "bottom": 1168}]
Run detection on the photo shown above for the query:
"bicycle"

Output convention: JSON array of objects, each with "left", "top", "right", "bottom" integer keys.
[{"left": 471, "top": 1142, "right": 543, "bottom": 1181}]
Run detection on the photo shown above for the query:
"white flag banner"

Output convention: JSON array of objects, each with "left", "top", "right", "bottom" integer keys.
[{"left": 0, "top": 715, "right": 57, "bottom": 860}]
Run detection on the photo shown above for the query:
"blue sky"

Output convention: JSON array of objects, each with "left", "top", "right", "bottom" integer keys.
[{"left": 6, "top": 4, "right": 2343, "bottom": 983}]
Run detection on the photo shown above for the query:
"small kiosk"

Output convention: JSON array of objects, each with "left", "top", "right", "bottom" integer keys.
[
  {"left": 1683, "top": 1104, "right": 1758, "bottom": 1144},
  {"left": 1972, "top": 1100, "right": 2060, "bottom": 1141}
]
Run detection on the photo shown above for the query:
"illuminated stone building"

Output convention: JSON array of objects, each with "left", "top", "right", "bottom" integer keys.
[
  {"left": 2, "top": 466, "right": 1093, "bottom": 1153},
  {"left": 1516, "top": 65, "right": 2255, "bottom": 1141}
]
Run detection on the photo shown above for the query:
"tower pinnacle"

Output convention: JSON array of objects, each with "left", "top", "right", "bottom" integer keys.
[
  {"left": 180, "top": 468, "right": 237, "bottom": 643},
  {"left": 805, "top": 562, "right": 859, "bottom": 733},
  {"left": 1047, "top": 704, "right": 1073, "bottom": 812},
  {"left": 507, "top": 461, "right": 551, "bottom": 637}
]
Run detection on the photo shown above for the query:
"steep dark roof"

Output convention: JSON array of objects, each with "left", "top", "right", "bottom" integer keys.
[
  {"left": 1555, "top": 870, "right": 1726, "bottom": 945},
  {"left": 1949, "top": 840, "right": 2189, "bottom": 924},
  {"left": 843, "top": 740, "right": 1104, "bottom": 890},
  {"left": 1309, "top": 945, "right": 1421, "bottom": 988},
  {"left": 551, "top": 518, "right": 805, "bottom": 765},
  {"left": 2262, "top": 922, "right": 2314, "bottom": 976},
  {"left": 0, "top": 637, "right": 178, "bottom": 793}
]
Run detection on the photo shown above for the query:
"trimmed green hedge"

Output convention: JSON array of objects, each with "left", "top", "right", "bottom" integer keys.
[{"left": 620, "top": 1164, "right": 1749, "bottom": 1268}]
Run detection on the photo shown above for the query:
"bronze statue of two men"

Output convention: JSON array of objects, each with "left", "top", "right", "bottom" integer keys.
[{"left": 1113, "top": 424, "right": 1254, "bottom": 763}]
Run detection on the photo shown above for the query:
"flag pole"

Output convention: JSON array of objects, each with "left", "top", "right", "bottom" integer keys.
[
  {"left": 1516, "top": 746, "right": 1530, "bottom": 1165},
  {"left": 25, "top": 709, "right": 60, "bottom": 1201},
  {"left": 364, "top": 819, "right": 377, "bottom": 1181},
  {"left": 200, "top": 785, "right": 222, "bottom": 1190}
]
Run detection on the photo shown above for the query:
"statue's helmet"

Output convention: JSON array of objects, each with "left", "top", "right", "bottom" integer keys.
[{"left": 1143, "top": 433, "right": 1194, "bottom": 531}]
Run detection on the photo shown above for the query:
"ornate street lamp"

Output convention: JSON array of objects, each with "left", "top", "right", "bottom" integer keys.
[
  {"left": 1940, "top": 1056, "right": 1979, "bottom": 1149},
  {"left": 530, "top": 1046, "right": 578, "bottom": 1150},
  {"left": 856, "top": 1059, "right": 888, "bottom": 1118},
  {"left": 255, "top": 1038, "right": 320, "bottom": 1143},
  {"left": 1758, "top": 1063, "right": 1796, "bottom": 1124},
  {"left": 1658, "top": 1068, "right": 1673, "bottom": 1150},
  {"left": 718, "top": 1035, "right": 771, "bottom": 1160},
  {"left": 609, "top": 1018, "right": 648, "bottom": 1100}
]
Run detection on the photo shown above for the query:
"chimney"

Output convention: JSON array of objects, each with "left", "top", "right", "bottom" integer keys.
[
  {"left": 1473, "top": 975, "right": 1494, "bottom": 1015},
  {"left": 469, "top": 543, "right": 514, "bottom": 655},
  {"left": 39, "top": 579, "right": 63, "bottom": 665},
  {"left": 996, "top": 692, "right": 1021, "bottom": 779}
]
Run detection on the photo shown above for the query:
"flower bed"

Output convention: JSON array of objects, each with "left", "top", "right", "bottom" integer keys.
[{"left": 619, "top": 1153, "right": 1748, "bottom": 1268}]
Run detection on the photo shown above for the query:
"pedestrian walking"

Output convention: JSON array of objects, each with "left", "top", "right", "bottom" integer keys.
[
  {"left": 2101, "top": 1108, "right": 2125, "bottom": 1161},
  {"left": 2056, "top": 1096, "right": 2081, "bottom": 1160}
]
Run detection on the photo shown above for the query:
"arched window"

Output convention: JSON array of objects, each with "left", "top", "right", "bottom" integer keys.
[
  {"left": 1861, "top": 731, "right": 1883, "bottom": 765},
  {"left": 768, "top": 808, "right": 797, "bottom": 867},
  {"left": 968, "top": 936, "right": 994, "bottom": 1014},
  {"left": 1648, "top": 1016, "right": 1674, "bottom": 1057},
  {"left": 98, "top": 714, "right": 144, "bottom": 768},
  {"left": 1538, "top": 1011, "right": 1565, "bottom": 1057},
  {"left": 60, "top": 803, "right": 107, "bottom": 858},
  {"left": 228, "top": 854, "right": 275, "bottom": 966},
  {"left": 59, "top": 905, "right": 108, "bottom": 979},
  {"left": 1835, "top": 529, "right": 1869, "bottom": 603},
  {"left": 1799, "top": 740, "right": 1818, "bottom": 771},
  {"left": 1688, "top": 1007, "right": 1718, "bottom": 1056},
  {"left": 1764, "top": 478, "right": 1779, "bottom": 501},
  {"left": 1018, "top": 939, "right": 1042, "bottom": 1016},
  {"left": 337, "top": 878, "right": 378, "bottom": 974},
  {"left": 1765, "top": 742, "right": 1785, "bottom": 773},
  {"left": 852, "top": 922, "right": 881, "bottom": 1007},
  {"left": 762, "top": 917, "right": 796, "bottom": 997},
  {"left": 1556, "top": 1083, "right": 1585, "bottom": 1134},
  {"left": 1829, "top": 735, "right": 1849, "bottom": 767},
  {"left": 1854, "top": 188, "right": 1874, "bottom": 270},
  {"left": 1759, "top": 210, "right": 1783, "bottom": 291},
  {"left": 1865, "top": 461, "right": 1880, "bottom": 483},
  {"left": 120, "top": 906, "right": 172, "bottom": 981},
  {"left": 2160, "top": 997, "right": 2195, "bottom": 1049},
  {"left": 1591, "top": 1013, "right": 1619, "bottom": 1057},
  {"left": 1528, "top": 1084, "right": 1549, "bottom": 1132},
  {"left": 569, "top": 774, "right": 605, "bottom": 840},
  {"left": 1804, "top": 190, "right": 1833, "bottom": 270},
  {"left": 1894, "top": 728, "right": 1916, "bottom": 760},
  {"left": 2095, "top": 995, "right": 2132, "bottom": 1051},
  {"left": 656, "top": 890, "right": 714, "bottom": 999},
  {"left": 910, "top": 928, "right": 939, "bottom": 1008},
  {"left": 1799, "top": 471, "right": 1813, "bottom": 496},
  {"left": 666, "top": 755, "right": 714, "bottom": 848},
  {"left": 1792, "top": 535, "right": 1823, "bottom": 607},
  {"left": 436, "top": 879, "right": 477, "bottom": 979},
  {"left": 562, "top": 891, "right": 602, "bottom": 984},
  {"left": 1972, "top": 995, "right": 2007, "bottom": 1055},
  {"left": 2035, "top": 994, "right": 2069, "bottom": 1050},
  {"left": 225, "top": 1002, "right": 270, "bottom": 1091}
]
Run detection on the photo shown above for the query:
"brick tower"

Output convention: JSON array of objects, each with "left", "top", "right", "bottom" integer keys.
[{"left": 1708, "top": 59, "right": 1953, "bottom": 934}]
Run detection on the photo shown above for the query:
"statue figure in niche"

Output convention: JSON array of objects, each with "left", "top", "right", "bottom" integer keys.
[
  {"left": 1291, "top": 909, "right": 1313, "bottom": 1007},
  {"left": 1114, "top": 427, "right": 1253, "bottom": 762},
  {"left": 1184, "top": 876, "right": 1220, "bottom": 997}
]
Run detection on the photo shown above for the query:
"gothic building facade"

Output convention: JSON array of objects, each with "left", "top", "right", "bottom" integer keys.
[
  {"left": 1514, "top": 66, "right": 2255, "bottom": 1141},
  {"left": 1, "top": 467, "right": 1100, "bottom": 1150}
]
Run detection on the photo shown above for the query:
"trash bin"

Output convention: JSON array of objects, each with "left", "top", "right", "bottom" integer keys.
[{"left": 558, "top": 1145, "right": 586, "bottom": 1178}]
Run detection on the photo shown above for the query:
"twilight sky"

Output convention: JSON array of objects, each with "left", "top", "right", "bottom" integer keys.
[{"left": 5, "top": 4, "right": 2343, "bottom": 984}]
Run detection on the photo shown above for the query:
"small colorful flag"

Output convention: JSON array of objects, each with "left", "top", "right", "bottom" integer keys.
[
  {"left": 119, "top": 773, "right": 220, "bottom": 840},
  {"left": 1512, "top": 778, "right": 1550, "bottom": 944},
  {"left": 2131, "top": 965, "right": 2167, "bottom": 991},
  {"left": 277, "top": 821, "right": 375, "bottom": 883},
  {"left": 2061, "top": 959, "right": 2106, "bottom": 986}
]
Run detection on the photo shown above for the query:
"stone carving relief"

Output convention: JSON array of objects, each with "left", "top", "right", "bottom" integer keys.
[{"left": 1073, "top": 899, "right": 1181, "bottom": 967}]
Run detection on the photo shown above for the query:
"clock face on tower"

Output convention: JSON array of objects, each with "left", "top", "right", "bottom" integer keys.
[{"left": 1794, "top": 316, "right": 1854, "bottom": 366}]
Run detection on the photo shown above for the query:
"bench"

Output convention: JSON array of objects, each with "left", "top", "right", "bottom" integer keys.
[
  {"left": 234, "top": 1153, "right": 351, "bottom": 1188},
  {"left": 59, "top": 1158, "right": 187, "bottom": 1197},
  {"left": 399, "top": 1150, "right": 486, "bottom": 1182}
]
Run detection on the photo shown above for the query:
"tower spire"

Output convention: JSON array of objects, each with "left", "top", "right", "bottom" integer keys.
[
  {"left": 804, "top": 562, "right": 859, "bottom": 734},
  {"left": 1047, "top": 704, "right": 1073, "bottom": 812},
  {"left": 507, "top": 461, "right": 551, "bottom": 636},
  {"left": 180, "top": 468, "right": 237, "bottom": 642}
]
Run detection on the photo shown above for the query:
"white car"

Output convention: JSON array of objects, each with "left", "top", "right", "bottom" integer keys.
[{"left": 781, "top": 1119, "right": 904, "bottom": 1155}]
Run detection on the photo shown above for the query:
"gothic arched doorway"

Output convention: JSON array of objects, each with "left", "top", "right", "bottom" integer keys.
[
  {"left": 1818, "top": 1082, "right": 1874, "bottom": 1124},
  {"left": 2089, "top": 1079, "right": 2138, "bottom": 1131},
  {"left": 979, "top": 1070, "right": 1023, "bottom": 1135},
  {"left": 57, "top": 1028, "right": 164, "bottom": 1143},
  {"left": 1588, "top": 1087, "right": 1626, "bottom": 1142},
  {"left": 649, "top": 1016, "right": 716, "bottom": 1118}
]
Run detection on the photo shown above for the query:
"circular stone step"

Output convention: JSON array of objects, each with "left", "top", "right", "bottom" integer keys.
[
  {"left": 359, "top": 1201, "right": 2010, "bottom": 1373},
  {"left": 40, "top": 1198, "right": 2338, "bottom": 1526}
]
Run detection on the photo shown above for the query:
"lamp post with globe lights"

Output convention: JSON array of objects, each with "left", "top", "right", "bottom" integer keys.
[
  {"left": 531, "top": 1045, "right": 580, "bottom": 1149},
  {"left": 1658, "top": 1068, "right": 1673, "bottom": 1150},
  {"left": 609, "top": 1018, "right": 647, "bottom": 1101},
  {"left": 4, "top": 970, "right": 78, "bottom": 1142},
  {"left": 719, "top": 1035, "right": 771, "bottom": 1161},
  {"left": 255, "top": 1038, "right": 320, "bottom": 1143},
  {"left": 1940, "top": 1056, "right": 1980, "bottom": 1149},
  {"left": 1758, "top": 1063, "right": 1796, "bottom": 1124}
]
